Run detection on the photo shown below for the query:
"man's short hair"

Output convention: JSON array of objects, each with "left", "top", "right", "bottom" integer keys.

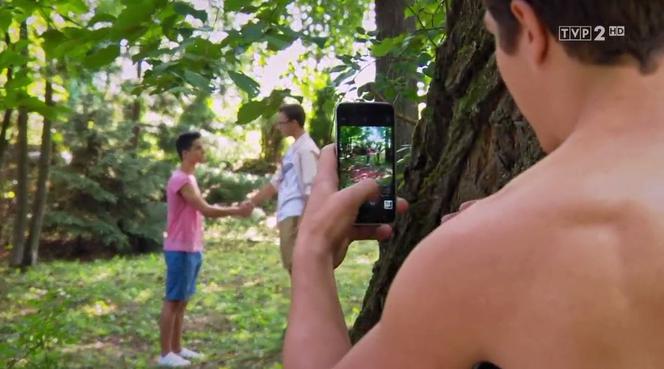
[
  {"left": 279, "top": 104, "right": 306, "bottom": 127},
  {"left": 176, "top": 131, "right": 201, "bottom": 160},
  {"left": 484, "top": 0, "right": 664, "bottom": 73}
]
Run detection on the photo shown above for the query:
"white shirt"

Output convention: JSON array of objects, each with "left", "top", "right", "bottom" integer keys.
[{"left": 270, "top": 133, "right": 320, "bottom": 222}]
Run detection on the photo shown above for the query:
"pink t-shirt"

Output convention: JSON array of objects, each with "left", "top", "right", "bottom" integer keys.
[{"left": 164, "top": 169, "right": 204, "bottom": 252}]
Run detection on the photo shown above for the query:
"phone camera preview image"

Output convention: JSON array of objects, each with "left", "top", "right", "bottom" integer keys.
[{"left": 336, "top": 103, "right": 396, "bottom": 224}]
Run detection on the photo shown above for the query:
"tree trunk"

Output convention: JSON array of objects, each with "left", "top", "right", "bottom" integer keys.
[
  {"left": 350, "top": 0, "right": 544, "bottom": 341},
  {"left": 9, "top": 21, "right": 29, "bottom": 268},
  {"left": 261, "top": 120, "right": 283, "bottom": 163},
  {"left": 130, "top": 61, "right": 142, "bottom": 150},
  {"left": 23, "top": 68, "right": 54, "bottom": 267},
  {"left": 0, "top": 108, "right": 12, "bottom": 183},
  {"left": 375, "top": 0, "right": 418, "bottom": 156},
  {"left": 0, "top": 32, "right": 14, "bottom": 184}
]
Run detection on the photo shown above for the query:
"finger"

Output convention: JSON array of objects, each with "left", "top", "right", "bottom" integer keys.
[
  {"left": 396, "top": 197, "right": 409, "bottom": 214},
  {"left": 336, "top": 179, "right": 380, "bottom": 210},
  {"left": 306, "top": 145, "right": 339, "bottom": 212},
  {"left": 440, "top": 211, "right": 458, "bottom": 224},
  {"left": 312, "top": 144, "right": 338, "bottom": 194},
  {"left": 350, "top": 224, "right": 393, "bottom": 241},
  {"left": 459, "top": 199, "right": 478, "bottom": 212}
]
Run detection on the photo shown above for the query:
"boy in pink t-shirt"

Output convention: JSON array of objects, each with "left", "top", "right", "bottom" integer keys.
[{"left": 158, "top": 132, "right": 252, "bottom": 367}]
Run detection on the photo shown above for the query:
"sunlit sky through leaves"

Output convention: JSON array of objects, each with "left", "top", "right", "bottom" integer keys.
[{"left": 119, "top": 1, "right": 377, "bottom": 124}]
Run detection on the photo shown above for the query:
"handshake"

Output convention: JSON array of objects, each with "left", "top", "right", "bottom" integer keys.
[{"left": 229, "top": 200, "right": 255, "bottom": 218}]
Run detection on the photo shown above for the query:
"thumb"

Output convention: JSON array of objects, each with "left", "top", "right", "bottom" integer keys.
[{"left": 337, "top": 179, "right": 380, "bottom": 209}]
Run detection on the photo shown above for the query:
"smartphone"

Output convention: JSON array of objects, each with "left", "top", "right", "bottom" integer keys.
[{"left": 336, "top": 102, "right": 396, "bottom": 224}]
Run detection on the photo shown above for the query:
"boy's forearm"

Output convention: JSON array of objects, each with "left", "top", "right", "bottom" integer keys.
[
  {"left": 250, "top": 183, "right": 277, "bottom": 205},
  {"left": 284, "top": 238, "right": 351, "bottom": 369},
  {"left": 203, "top": 205, "right": 239, "bottom": 218}
]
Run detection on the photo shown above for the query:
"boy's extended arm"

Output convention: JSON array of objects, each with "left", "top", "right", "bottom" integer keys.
[
  {"left": 180, "top": 183, "right": 248, "bottom": 217},
  {"left": 249, "top": 182, "right": 278, "bottom": 206}
]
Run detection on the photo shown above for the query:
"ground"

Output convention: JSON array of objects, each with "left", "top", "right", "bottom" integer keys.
[
  {"left": 340, "top": 155, "right": 393, "bottom": 189},
  {"left": 0, "top": 217, "right": 378, "bottom": 369}
]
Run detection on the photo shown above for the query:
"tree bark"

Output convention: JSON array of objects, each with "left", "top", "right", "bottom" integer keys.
[
  {"left": 350, "top": 0, "right": 544, "bottom": 341},
  {"left": 23, "top": 67, "right": 54, "bottom": 267},
  {"left": 0, "top": 32, "right": 14, "bottom": 184},
  {"left": 130, "top": 61, "right": 142, "bottom": 150},
  {"left": 9, "top": 21, "right": 29, "bottom": 268},
  {"left": 261, "top": 120, "right": 283, "bottom": 163},
  {"left": 375, "top": 0, "right": 418, "bottom": 155}
]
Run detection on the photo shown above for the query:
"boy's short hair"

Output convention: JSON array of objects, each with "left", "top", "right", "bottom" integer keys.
[
  {"left": 176, "top": 132, "right": 201, "bottom": 160},
  {"left": 484, "top": 0, "right": 664, "bottom": 73},
  {"left": 279, "top": 104, "right": 306, "bottom": 127}
]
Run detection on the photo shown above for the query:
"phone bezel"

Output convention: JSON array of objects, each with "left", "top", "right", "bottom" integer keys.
[{"left": 335, "top": 102, "right": 396, "bottom": 224}]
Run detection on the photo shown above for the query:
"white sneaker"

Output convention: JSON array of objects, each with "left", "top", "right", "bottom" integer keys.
[
  {"left": 175, "top": 348, "right": 204, "bottom": 360},
  {"left": 158, "top": 352, "right": 191, "bottom": 367}
]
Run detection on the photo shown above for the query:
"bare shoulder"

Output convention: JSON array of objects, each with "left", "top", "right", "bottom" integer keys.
[
  {"left": 383, "top": 165, "right": 629, "bottom": 341},
  {"left": 376, "top": 184, "right": 550, "bottom": 361},
  {"left": 371, "top": 152, "right": 664, "bottom": 367}
]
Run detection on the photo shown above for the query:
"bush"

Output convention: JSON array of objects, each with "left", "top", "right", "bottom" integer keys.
[
  {"left": 198, "top": 166, "right": 268, "bottom": 205},
  {"left": 0, "top": 290, "right": 72, "bottom": 369}
]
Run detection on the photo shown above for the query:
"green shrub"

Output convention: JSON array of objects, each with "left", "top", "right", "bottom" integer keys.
[{"left": 0, "top": 290, "right": 72, "bottom": 369}]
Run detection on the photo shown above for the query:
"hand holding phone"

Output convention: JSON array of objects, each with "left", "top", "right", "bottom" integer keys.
[
  {"left": 336, "top": 102, "right": 396, "bottom": 224},
  {"left": 295, "top": 145, "right": 407, "bottom": 268}
]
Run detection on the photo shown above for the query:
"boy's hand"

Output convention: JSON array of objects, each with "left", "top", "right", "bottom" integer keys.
[
  {"left": 440, "top": 199, "right": 480, "bottom": 224},
  {"left": 238, "top": 201, "right": 254, "bottom": 217},
  {"left": 295, "top": 145, "right": 408, "bottom": 268}
]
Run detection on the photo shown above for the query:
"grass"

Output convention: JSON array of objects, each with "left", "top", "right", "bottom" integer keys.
[{"left": 0, "top": 217, "right": 379, "bottom": 369}]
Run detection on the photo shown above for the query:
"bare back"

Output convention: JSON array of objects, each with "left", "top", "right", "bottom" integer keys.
[{"left": 450, "top": 131, "right": 664, "bottom": 369}]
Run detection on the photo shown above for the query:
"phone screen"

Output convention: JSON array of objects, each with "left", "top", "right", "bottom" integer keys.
[{"left": 336, "top": 102, "right": 395, "bottom": 224}]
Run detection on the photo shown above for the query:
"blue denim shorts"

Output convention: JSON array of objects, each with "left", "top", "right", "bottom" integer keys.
[{"left": 164, "top": 251, "right": 202, "bottom": 301}]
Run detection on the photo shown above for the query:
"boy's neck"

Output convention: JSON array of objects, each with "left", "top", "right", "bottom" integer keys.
[
  {"left": 549, "top": 65, "right": 664, "bottom": 152},
  {"left": 292, "top": 128, "right": 305, "bottom": 140},
  {"left": 180, "top": 161, "right": 196, "bottom": 174}
]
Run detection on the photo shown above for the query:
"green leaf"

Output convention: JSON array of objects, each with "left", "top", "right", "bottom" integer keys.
[
  {"left": 18, "top": 96, "right": 55, "bottom": 118},
  {"left": 83, "top": 44, "right": 120, "bottom": 69},
  {"left": 224, "top": 0, "right": 246, "bottom": 12},
  {"left": 161, "top": 14, "right": 179, "bottom": 39},
  {"left": 236, "top": 100, "right": 267, "bottom": 124},
  {"left": 329, "top": 65, "right": 347, "bottom": 73},
  {"left": 114, "top": 1, "right": 154, "bottom": 32},
  {"left": 186, "top": 37, "right": 222, "bottom": 59},
  {"left": 88, "top": 27, "right": 113, "bottom": 42},
  {"left": 183, "top": 70, "right": 211, "bottom": 92},
  {"left": 55, "top": 0, "right": 88, "bottom": 14},
  {"left": 228, "top": 71, "right": 260, "bottom": 98},
  {"left": 265, "top": 34, "right": 292, "bottom": 51},
  {"left": 417, "top": 52, "right": 432, "bottom": 67},
  {"left": 241, "top": 22, "right": 264, "bottom": 44},
  {"left": 309, "top": 36, "right": 327, "bottom": 48},
  {"left": 41, "top": 29, "right": 67, "bottom": 58},
  {"left": 173, "top": 2, "right": 208, "bottom": 23},
  {"left": 372, "top": 34, "right": 406, "bottom": 57},
  {"left": 0, "top": 50, "right": 28, "bottom": 69},
  {"left": 0, "top": 9, "right": 12, "bottom": 32},
  {"left": 332, "top": 69, "right": 356, "bottom": 86},
  {"left": 88, "top": 13, "right": 117, "bottom": 25},
  {"left": 177, "top": 27, "right": 194, "bottom": 39}
]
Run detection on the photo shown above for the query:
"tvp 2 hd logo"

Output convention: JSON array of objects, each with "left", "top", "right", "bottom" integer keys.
[{"left": 559, "top": 26, "right": 625, "bottom": 41}]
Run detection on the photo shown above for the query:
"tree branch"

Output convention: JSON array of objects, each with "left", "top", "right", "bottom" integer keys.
[{"left": 369, "top": 84, "right": 419, "bottom": 126}]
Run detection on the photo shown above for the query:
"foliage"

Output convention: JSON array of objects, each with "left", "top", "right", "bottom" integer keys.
[
  {"left": 307, "top": 79, "right": 337, "bottom": 148},
  {"left": 198, "top": 166, "right": 267, "bottom": 205},
  {"left": 332, "top": 0, "right": 447, "bottom": 104},
  {"left": 0, "top": 219, "right": 379, "bottom": 368},
  {"left": 0, "top": 288, "right": 73, "bottom": 369},
  {"left": 0, "top": 0, "right": 445, "bottom": 264},
  {"left": 44, "top": 82, "right": 171, "bottom": 251}
]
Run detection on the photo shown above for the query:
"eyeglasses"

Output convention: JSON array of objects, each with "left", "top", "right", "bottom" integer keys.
[{"left": 276, "top": 119, "right": 291, "bottom": 125}]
